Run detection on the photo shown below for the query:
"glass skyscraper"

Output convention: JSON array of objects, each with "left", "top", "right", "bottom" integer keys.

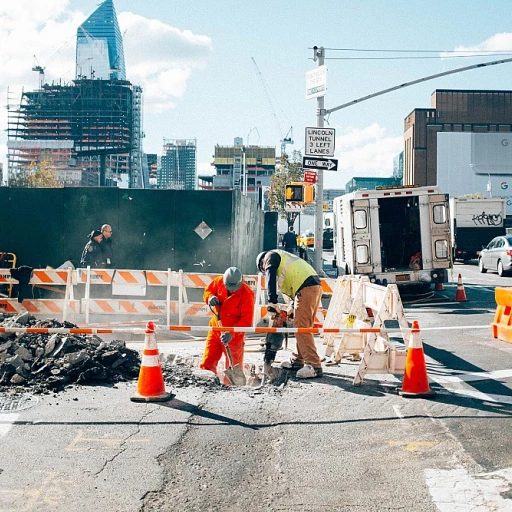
[{"left": 76, "top": 0, "right": 126, "bottom": 80}]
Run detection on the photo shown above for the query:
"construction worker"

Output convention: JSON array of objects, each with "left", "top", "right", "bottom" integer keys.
[
  {"left": 200, "top": 267, "right": 255, "bottom": 381},
  {"left": 80, "top": 230, "right": 103, "bottom": 268},
  {"left": 256, "top": 249, "right": 323, "bottom": 378}
]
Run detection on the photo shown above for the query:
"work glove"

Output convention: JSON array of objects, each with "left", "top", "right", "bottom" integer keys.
[
  {"left": 208, "top": 296, "right": 220, "bottom": 308},
  {"left": 220, "top": 331, "right": 232, "bottom": 345},
  {"left": 267, "top": 302, "right": 280, "bottom": 315}
]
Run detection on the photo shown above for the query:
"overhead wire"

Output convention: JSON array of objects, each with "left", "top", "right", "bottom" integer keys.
[{"left": 308, "top": 47, "right": 512, "bottom": 61}]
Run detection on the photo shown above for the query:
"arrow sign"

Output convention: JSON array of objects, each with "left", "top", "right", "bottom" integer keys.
[{"left": 303, "top": 156, "right": 338, "bottom": 171}]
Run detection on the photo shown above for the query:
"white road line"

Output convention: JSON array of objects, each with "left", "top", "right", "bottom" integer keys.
[
  {"left": 430, "top": 368, "right": 512, "bottom": 383},
  {"left": 425, "top": 467, "right": 512, "bottom": 511},
  {"left": 438, "top": 388, "right": 512, "bottom": 405},
  {"left": 0, "top": 413, "right": 19, "bottom": 438}
]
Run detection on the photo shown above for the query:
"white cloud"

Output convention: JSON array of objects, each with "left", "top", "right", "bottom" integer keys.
[
  {"left": 325, "top": 124, "right": 403, "bottom": 189},
  {"left": 0, "top": 3, "right": 213, "bottom": 178},
  {"left": 441, "top": 33, "right": 512, "bottom": 58},
  {"left": 119, "top": 12, "right": 212, "bottom": 113}
]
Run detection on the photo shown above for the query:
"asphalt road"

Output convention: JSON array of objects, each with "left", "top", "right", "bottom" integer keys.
[{"left": 0, "top": 261, "right": 511, "bottom": 511}]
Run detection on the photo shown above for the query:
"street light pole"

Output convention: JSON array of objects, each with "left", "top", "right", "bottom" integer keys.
[{"left": 314, "top": 46, "right": 325, "bottom": 274}]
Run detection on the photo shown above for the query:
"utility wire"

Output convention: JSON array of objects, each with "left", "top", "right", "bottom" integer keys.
[
  {"left": 313, "top": 47, "right": 512, "bottom": 53},
  {"left": 325, "top": 53, "right": 512, "bottom": 60}
]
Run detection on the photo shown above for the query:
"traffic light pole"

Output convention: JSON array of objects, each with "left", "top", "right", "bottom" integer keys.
[{"left": 313, "top": 46, "right": 325, "bottom": 274}]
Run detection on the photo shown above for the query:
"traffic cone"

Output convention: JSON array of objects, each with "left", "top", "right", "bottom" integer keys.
[
  {"left": 131, "top": 321, "right": 172, "bottom": 402},
  {"left": 435, "top": 282, "right": 444, "bottom": 291},
  {"left": 398, "top": 321, "right": 436, "bottom": 398},
  {"left": 455, "top": 274, "right": 467, "bottom": 302}
]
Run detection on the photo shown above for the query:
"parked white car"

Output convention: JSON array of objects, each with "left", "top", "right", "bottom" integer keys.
[{"left": 479, "top": 236, "right": 512, "bottom": 277}]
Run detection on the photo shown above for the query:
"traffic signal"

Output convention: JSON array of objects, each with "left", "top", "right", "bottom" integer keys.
[
  {"left": 285, "top": 183, "right": 304, "bottom": 202},
  {"left": 303, "top": 184, "right": 315, "bottom": 204},
  {"left": 285, "top": 183, "right": 315, "bottom": 204}
]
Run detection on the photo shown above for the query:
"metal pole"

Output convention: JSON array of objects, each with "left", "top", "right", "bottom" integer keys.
[{"left": 314, "top": 46, "right": 325, "bottom": 274}]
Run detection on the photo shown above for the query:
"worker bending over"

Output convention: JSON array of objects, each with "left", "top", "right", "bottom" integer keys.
[
  {"left": 257, "top": 249, "right": 323, "bottom": 378},
  {"left": 200, "top": 267, "right": 255, "bottom": 379}
]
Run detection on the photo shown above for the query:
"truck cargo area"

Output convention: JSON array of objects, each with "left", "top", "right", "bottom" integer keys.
[{"left": 379, "top": 196, "right": 422, "bottom": 270}]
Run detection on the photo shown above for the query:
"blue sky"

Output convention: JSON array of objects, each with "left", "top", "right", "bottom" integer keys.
[{"left": 2, "top": 0, "right": 512, "bottom": 188}]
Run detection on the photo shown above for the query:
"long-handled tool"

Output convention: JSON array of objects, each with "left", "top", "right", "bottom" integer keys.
[
  {"left": 209, "top": 304, "right": 246, "bottom": 386},
  {"left": 255, "top": 308, "right": 287, "bottom": 389}
]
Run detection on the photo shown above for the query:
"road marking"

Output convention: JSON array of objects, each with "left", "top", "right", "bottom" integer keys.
[
  {"left": 66, "top": 429, "right": 150, "bottom": 451},
  {"left": 431, "top": 368, "right": 512, "bottom": 383},
  {"left": 0, "top": 414, "right": 18, "bottom": 439},
  {"left": 388, "top": 440, "right": 436, "bottom": 452},
  {"left": 438, "top": 388, "right": 512, "bottom": 405},
  {"left": 425, "top": 467, "right": 512, "bottom": 511}
]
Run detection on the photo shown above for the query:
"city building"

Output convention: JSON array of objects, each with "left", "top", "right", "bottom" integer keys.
[
  {"left": 199, "top": 138, "right": 276, "bottom": 200},
  {"left": 345, "top": 176, "right": 400, "bottom": 193},
  {"left": 403, "top": 89, "right": 512, "bottom": 211},
  {"left": 146, "top": 153, "right": 158, "bottom": 188},
  {"left": 76, "top": 0, "right": 126, "bottom": 81},
  {"left": 159, "top": 139, "right": 197, "bottom": 190},
  {"left": 7, "top": 0, "right": 143, "bottom": 188},
  {"left": 393, "top": 151, "right": 404, "bottom": 183}
]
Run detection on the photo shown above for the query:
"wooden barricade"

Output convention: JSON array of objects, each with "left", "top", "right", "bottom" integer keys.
[
  {"left": 0, "top": 267, "right": 77, "bottom": 322},
  {"left": 322, "top": 275, "right": 409, "bottom": 385}
]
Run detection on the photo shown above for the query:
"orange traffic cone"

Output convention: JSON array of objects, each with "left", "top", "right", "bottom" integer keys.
[
  {"left": 398, "top": 321, "right": 436, "bottom": 398},
  {"left": 435, "top": 282, "right": 444, "bottom": 291},
  {"left": 455, "top": 274, "right": 467, "bottom": 302},
  {"left": 131, "top": 321, "right": 172, "bottom": 402}
]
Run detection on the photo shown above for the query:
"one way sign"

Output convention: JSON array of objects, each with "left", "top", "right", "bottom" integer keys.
[{"left": 303, "top": 156, "right": 338, "bottom": 172}]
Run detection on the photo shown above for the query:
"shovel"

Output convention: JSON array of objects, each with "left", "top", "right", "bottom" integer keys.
[{"left": 209, "top": 304, "right": 247, "bottom": 386}]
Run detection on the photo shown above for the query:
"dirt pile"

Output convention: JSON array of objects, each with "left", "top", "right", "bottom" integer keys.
[{"left": 0, "top": 313, "right": 140, "bottom": 393}]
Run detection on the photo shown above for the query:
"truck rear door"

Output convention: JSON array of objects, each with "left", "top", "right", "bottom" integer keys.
[
  {"left": 351, "top": 199, "right": 373, "bottom": 274},
  {"left": 428, "top": 194, "right": 451, "bottom": 269}
]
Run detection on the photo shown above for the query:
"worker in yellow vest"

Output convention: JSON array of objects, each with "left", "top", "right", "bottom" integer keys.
[{"left": 256, "top": 249, "right": 323, "bottom": 378}]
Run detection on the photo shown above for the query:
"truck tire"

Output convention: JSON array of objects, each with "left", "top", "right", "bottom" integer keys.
[{"left": 479, "top": 258, "right": 487, "bottom": 273}]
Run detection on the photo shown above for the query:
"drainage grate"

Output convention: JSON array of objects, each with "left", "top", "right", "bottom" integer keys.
[{"left": 0, "top": 395, "right": 38, "bottom": 413}]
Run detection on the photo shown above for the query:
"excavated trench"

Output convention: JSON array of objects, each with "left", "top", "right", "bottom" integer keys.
[{"left": 0, "top": 313, "right": 289, "bottom": 395}]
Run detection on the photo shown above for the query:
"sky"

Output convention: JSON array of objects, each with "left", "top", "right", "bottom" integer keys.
[{"left": 2, "top": 0, "right": 512, "bottom": 189}]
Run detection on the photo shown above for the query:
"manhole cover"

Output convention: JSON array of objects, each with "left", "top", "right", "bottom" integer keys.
[{"left": 0, "top": 395, "right": 38, "bottom": 413}]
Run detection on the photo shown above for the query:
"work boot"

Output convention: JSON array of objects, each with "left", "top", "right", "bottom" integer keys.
[
  {"left": 296, "top": 364, "right": 323, "bottom": 379},
  {"left": 280, "top": 358, "right": 304, "bottom": 371}
]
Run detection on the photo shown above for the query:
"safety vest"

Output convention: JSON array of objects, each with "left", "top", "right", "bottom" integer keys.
[{"left": 273, "top": 249, "right": 317, "bottom": 298}]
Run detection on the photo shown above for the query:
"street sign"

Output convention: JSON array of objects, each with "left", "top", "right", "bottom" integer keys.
[
  {"left": 305, "top": 127, "right": 335, "bottom": 157},
  {"left": 303, "top": 156, "right": 338, "bottom": 172},
  {"left": 285, "top": 202, "right": 305, "bottom": 213},
  {"left": 304, "top": 170, "right": 317, "bottom": 184},
  {"left": 305, "top": 65, "right": 326, "bottom": 100}
]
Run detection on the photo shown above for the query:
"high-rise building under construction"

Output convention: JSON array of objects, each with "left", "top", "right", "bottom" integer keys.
[{"left": 7, "top": 0, "right": 144, "bottom": 188}]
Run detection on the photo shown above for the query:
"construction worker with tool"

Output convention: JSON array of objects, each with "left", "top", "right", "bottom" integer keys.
[
  {"left": 199, "top": 267, "right": 254, "bottom": 385},
  {"left": 257, "top": 250, "right": 323, "bottom": 378}
]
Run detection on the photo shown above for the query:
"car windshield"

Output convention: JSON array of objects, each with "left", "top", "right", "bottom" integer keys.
[{"left": 506, "top": 237, "right": 512, "bottom": 246}]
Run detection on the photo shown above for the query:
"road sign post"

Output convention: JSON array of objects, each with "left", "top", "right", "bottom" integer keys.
[{"left": 303, "top": 156, "right": 338, "bottom": 172}]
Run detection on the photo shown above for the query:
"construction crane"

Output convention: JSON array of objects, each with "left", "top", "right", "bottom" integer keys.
[
  {"left": 251, "top": 57, "right": 293, "bottom": 156},
  {"left": 281, "top": 126, "right": 294, "bottom": 156},
  {"left": 32, "top": 55, "right": 46, "bottom": 89}
]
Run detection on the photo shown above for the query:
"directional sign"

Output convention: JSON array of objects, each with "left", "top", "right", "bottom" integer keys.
[
  {"left": 305, "top": 127, "right": 335, "bottom": 157},
  {"left": 303, "top": 156, "right": 338, "bottom": 172},
  {"left": 305, "top": 65, "right": 327, "bottom": 100}
]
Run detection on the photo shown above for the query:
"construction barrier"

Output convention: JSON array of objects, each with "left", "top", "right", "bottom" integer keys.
[
  {"left": 491, "top": 287, "right": 512, "bottom": 344},
  {"left": 322, "top": 275, "right": 410, "bottom": 385},
  {"left": 1, "top": 266, "right": 335, "bottom": 327}
]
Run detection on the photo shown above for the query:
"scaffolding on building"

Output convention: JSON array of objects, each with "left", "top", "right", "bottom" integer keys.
[{"left": 7, "top": 79, "right": 141, "bottom": 187}]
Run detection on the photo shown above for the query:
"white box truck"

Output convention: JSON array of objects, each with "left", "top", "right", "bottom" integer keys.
[
  {"left": 450, "top": 197, "right": 506, "bottom": 261},
  {"left": 332, "top": 186, "right": 451, "bottom": 289}
]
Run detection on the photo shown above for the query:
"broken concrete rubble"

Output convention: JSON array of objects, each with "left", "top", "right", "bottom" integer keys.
[{"left": 0, "top": 313, "right": 140, "bottom": 394}]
